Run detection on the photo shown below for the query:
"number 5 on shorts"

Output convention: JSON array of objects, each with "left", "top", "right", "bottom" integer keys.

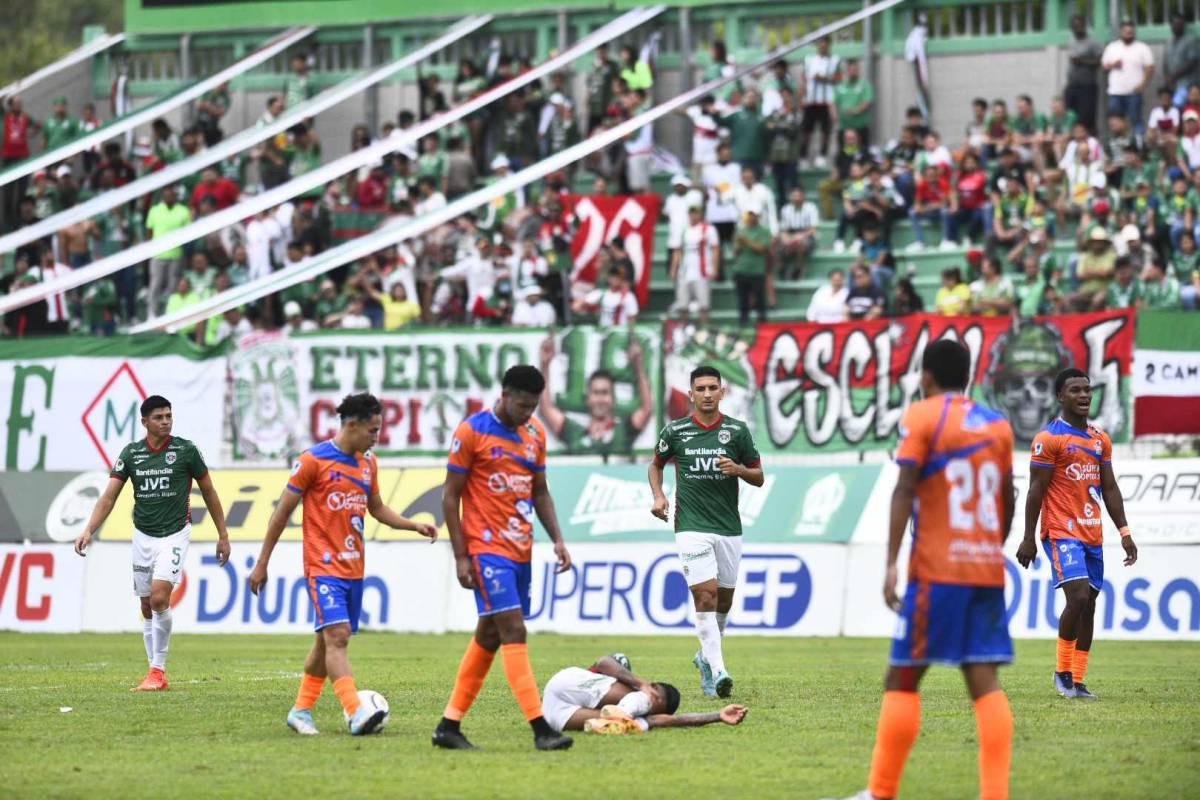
[{"left": 171, "top": 546, "right": 182, "bottom": 567}]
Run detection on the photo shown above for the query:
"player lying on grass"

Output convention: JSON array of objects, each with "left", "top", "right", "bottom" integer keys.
[{"left": 542, "top": 654, "right": 749, "bottom": 734}]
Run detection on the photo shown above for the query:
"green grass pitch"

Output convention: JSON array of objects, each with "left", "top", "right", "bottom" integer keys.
[{"left": 1, "top": 633, "right": 1197, "bottom": 799}]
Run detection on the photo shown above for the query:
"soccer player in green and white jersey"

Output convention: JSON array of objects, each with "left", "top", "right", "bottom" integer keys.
[
  {"left": 648, "top": 365, "right": 763, "bottom": 699},
  {"left": 74, "top": 395, "right": 231, "bottom": 691}
]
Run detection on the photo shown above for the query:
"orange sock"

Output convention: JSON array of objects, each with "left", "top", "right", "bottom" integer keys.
[
  {"left": 500, "top": 643, "right": 543, "bottom": 722},
  {"left": 332, "top": 675, "right": 360, "bottom": 716},
  {"left": 974, "top": 690, "right": 1013, "bottom": 800},
  {"left": 1072, "top": 648, "right": 1090, "bottom": 685},
  {"left": 294, "top": 672, "right": 324, "bottom": 711},
  {"left": 443, "top": 638, "right": 496, "bottom": 721},
  {"left": 1056, "top": 637, "right": 1075, "bottom": 674},
  {"left": 867, "top": 691, "right": 921, "bottom": 800}
]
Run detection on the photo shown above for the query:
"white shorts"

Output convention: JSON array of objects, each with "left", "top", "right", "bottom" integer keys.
[
  {"left": 132, "top": 526, "right": 191, "bottom": 597},
  {"left": 672, "top": 278, "right": 711, "bottom": 313},
  {"left": 541, "top": 667, "right": 616, "bottom": 733},
  {"left": 675, "top": 531, "right": 742, "bottom": 588}
]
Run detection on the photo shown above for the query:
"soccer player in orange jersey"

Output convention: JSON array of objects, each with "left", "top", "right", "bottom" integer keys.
[
  {"left": 1016, "top": 368, "right": 1137, "bottom": 700},
  {"left": 432, "top": 365, "right": 575, "bottom": 752},
  {"left": 833, "top": 339, "right": 1017, "bottom": 800},
  {"left": 249, "top": 393, "right": 437, "bottom": 736}
]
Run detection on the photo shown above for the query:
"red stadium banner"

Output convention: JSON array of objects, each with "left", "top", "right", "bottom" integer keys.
[
  {"left": 662, "top": 310, "right": 1136, "bottom": 452},
  {"left": 568, "top": 193, "right": 661, "bottom": 306}
]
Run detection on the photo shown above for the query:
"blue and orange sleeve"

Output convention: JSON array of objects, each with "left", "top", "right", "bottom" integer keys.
[
  {"left": 287, "top": 453, "right": 318, "bottom": 494},
  {"left": 894, "top": 403, "right": 932, "bottom": 469},
  {"left": 534, "top": 419, "right": 547, "bottom": 472},
  {"left": 1030, "top": 430, "right": 1057, "bottom": 469},
  {"left": 447, "top": 421, "right": 475, "bottom": 474},
  {"left": 1100, "top": 431, "right": 1113, "bottom": 466},
  {"left": 368, "top": 452, "right": 381, "bottom": 496}
]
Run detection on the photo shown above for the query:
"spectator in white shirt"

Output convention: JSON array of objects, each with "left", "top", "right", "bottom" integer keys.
[
  {"left": 574, "top": 265, "right": 639, "bottom": 327},
  {"left": 510, "top": 237, "right": 550, "bottom": 292},
  {"left": 732, "top": 165, "right": 778, "bottom": 236},
  {"left": 215, "top": 306, "right": 253, "bottom": 341},
  {"left": 283, "top": 300, "right": 318, "bottom": 333},
  {"left": 683, "top": 95, "right": 721, "bottom": 181},
  {"left": 1147, "top": 87, "right": 1181, "bottom": 138},
  {"left": 778, "top": 187, "right": 820, "bottom": 278},
  {"left": 800, "top": 35, "right": 842, "bottom": 168},
  {"left": 665, "top": 175, "right": 706, "bottom": 259},
  {"left": 806, "top": 267, "right": 849, "bottom": 323},
  {"left": 326, "top": 295, "right": 372, "bottom": 329},
  {"left": 669, "top": 204, "right": 720, "bottom": 326},
  {"left": 244, "top": 209, "right": 281, "bottom": 282},
  {"left": 511, "top": 284, "right": 558, "bottom": 327},
  {"left": 1102, "top": 19, "right": 1155, "bottom": 136},
  {"left": 702, "top": 142, "right": 742, "bottom": 254},
  {"left": 433, "top": 236, "right": 497, "bottom": 319}
]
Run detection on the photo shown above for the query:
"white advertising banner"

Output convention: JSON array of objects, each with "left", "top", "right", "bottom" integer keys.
[
  {"left": 81, "top": 541, "right": 460, "bottom": 635},
  {"left": 0, "top": 545, "right": 86, "bottom": 632},
  {"left": 0, "top": 353, "right": 225, "bottom": 472},
  {"left": 851, "top": 459, "right": 1200, "bottom": 546},
  {"left": 842, "top": 543, "right": 1200, "bottom": 641},
  {"left": 525, "top": 543, "right": 847, "bottom": 637}
]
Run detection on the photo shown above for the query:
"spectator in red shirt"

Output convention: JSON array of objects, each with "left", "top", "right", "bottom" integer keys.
[
  {"left": 89, "top": 142, "right": 136, "bottom": 191},
  {"left": 3, "top": 96, "right": 39, "bottom": 231},
  {"left": 908, "top": 164, "right": 951, "bottom": 250},
  {"left": 356, "top": 166, "right": 388, "bottom": 209},
  {"left": 946, "top": 152, "right": 990, "bottom": 246},
  {"left": 191, "top": 166, "right": 240, "bottom": 211}
]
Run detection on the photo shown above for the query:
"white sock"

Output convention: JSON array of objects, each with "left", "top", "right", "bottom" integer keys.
[
  {"left": 142, "top": 617, "right": 154, "bottom": 665},
  {"left": 151, "top": 609, "right": 173, "bottom": 671},
  {"left": 695, "top": 611, "right": 725, "bottom": 675},
  {"left": 716, "top": 612, "right": 728, "bottom": 636}
]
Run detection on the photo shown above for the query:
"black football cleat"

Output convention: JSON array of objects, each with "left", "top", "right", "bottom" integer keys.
[{"left": 534, "top": 732, "right": 574, "bottom": 751}]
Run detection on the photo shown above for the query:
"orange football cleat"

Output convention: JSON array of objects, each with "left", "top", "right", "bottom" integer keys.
[{"left": 131, "top": 667, "right": 169, "bottom": 692}]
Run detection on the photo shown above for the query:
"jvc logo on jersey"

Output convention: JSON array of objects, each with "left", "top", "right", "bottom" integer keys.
[
  {"left": 528, "top": 552, "right": 813, "bottom": 631},
  {"left": 137, "top": 476, "right": 170, "bottom": 492},
  {"left": 689, "top": 457, "right": 722, "bottom": 473}
]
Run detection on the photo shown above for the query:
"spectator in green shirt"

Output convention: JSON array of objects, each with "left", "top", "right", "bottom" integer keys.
[
  {"left": 284, "top": 54, "right": 313, "bottom": 110},
  {"left": 731, "top": 208, "right": 773, "bottom": 326},
  {"left": 145, "top": 187, "right": 192, "bottom": 317},
  {"left": 722, "top": 90, "right": 767, "bottom": 178},
  {"left": 288, "top": 124, "right": 323, "bottom": 200},
  {"left": 1012, "top": 94, "right": 1047, "bottom": 168},
  {"left": 1015, "top": 251, "right": 1049, "bottom": 316},
  {"left": 1173, "top": 230, "right": 1200, "bottom": 308},
  {"left": 618, "top": 44, "right": 653, "bottom": 92},
  {"left": 42, "top": 96, "right": 80, "bottom": 153},
  {"left": 165, "top": 276, "right": 204, "bottom": 343},
  {"left": 1141, "top": 260, "right": 1182, "bottom": 309},
  {"left": 833, "top": 58, "right": 874, "bottom": 149},
  {"left": 1105, "top": 256, "right": 1142, "bottom": 308}
]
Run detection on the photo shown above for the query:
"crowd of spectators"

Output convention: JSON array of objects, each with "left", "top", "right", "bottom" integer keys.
[{"left": 1, "top": 18, "right": 1196, "bottom": 341}]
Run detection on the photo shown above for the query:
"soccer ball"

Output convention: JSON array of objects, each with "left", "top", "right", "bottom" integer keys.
[{"left": 343, "top": 689, "right": 390, "bottom": 732}]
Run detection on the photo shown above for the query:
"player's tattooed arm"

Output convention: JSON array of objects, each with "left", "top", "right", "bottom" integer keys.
[
  {"left": 648, "top": 705, "right": 748, "bottom": 729},
  {"left": 1100, "top": 462, "right": 1137, "bottom": 566},
  {"left": 1016, "top": 464, "right": 1053, "bottom": 568},
  {"left": 249, "top": 488, "right": 302, "bottom": 595},
  {"left": 74, "top": 477, "right": 126, "bottom": 556},
  {"left": 591, "top": 656, "right": 651, "bottom": 693}
]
